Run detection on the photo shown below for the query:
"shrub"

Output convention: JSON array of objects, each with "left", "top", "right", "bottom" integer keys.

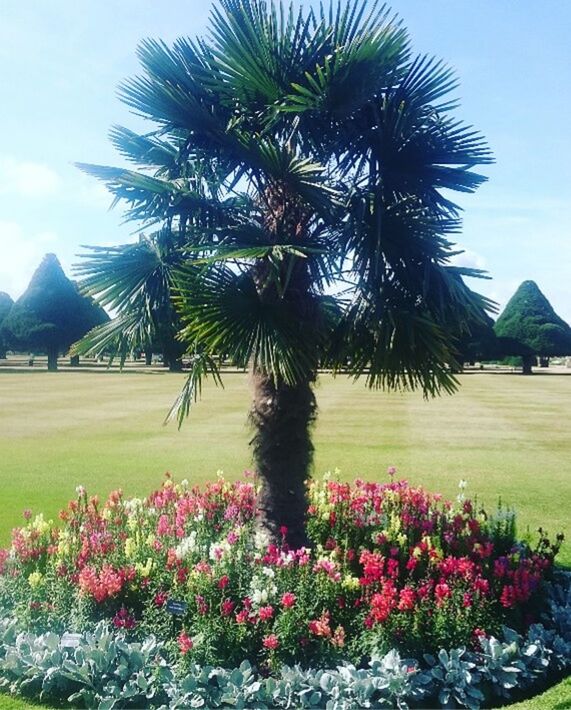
[{"left": 0, "top": 472, "right": 563, "bottom": 671}]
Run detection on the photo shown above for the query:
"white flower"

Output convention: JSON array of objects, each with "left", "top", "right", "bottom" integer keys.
[
  {"left": 252, "top": 588, "right": 268, "bottom": 605},
  {"left": 175, "top": 532, "right": 197, "bottom": 560},
  {"left": 124, "top": 498, "right": 143, "bottom": 513},
  {"left": 254, "top": 529, "right": 270, "bottom": 550},
  {"left": 262, "top": 566, "right": 275, "bottom": 579},
  {"left": 75, "top": 485, "right": 85, "bottom": 496},
  {"left": 458, "top": 479, "right": 468, "bottom": 490}
]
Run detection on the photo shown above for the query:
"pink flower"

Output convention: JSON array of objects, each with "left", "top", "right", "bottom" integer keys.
[
  {"left": 221, "top": 599, "right": 235, "bottom": 616},
  {"left": 258, "top": 605, "right": 274, "bottom": 622},
  {"left": 308, "top": 611, "right": 332, "bottom": 638},
  {"left": 113, "top": 607, "right": 136, "bottom": 630},
  {"left": 435, "top": 582, "right": 451, "bottom": 606},
  {"left": 178, "top": 631, "right": 193, "bottom": 654},
  {"left": 398, "top": 587, "right": 416, "bottom": 611},
  {"left": 263, "top": 634, "right": 279, "bottom": 650},
  {"left": 218, "top": 575, "right": 230, "bottom": 589},
  {"left": 281, "top": 592, "right": 296, "bottom": 608},
  {"left": 235, "top": 610, "right": 249, "bottom": 624},
  {"left": 154, "top": 590, "right": 168, "bottom": 608},
  {"left": 23, "top": 509, "right": 32, "bottom": 521},
  {"left": 331, "top": 625, "right": 346, "bottom": 648},
  {"left": 195, "top": 595, "right": 209, "bottom": 615}
]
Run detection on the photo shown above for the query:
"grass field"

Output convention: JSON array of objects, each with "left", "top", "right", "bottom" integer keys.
[
  {"left": 0, "top": 366, "right": 569, "bottom": 564},
  {"left": 0, "top": 366, "right": 569, "bottom": 707}
]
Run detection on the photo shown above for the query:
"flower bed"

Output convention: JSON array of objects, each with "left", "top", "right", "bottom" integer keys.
[{"left": 0, "top": 471, "right": 567, "bottom": 707}]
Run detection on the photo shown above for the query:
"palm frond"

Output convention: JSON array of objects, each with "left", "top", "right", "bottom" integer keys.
[
  {"left": 164, "top": 350, "right": 224, "bottom": 428},
  {"left": 70, "top": 311, "right": 154, "bottom": 367},
  {"left": 173, "top": 264, "right": 326, "bottom": 386}
]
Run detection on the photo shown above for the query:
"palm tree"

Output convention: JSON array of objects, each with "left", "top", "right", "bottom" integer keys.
[{"left": 76, "top": 0, "right": 493, "bottom": 548}]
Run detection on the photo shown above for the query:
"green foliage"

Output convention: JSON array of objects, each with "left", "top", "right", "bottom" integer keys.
[
  {"left": 0, "top": 293, "right": 14, "bottom": 358},
  {"left": 0, "top": 255, "right": 108, "bottom": 358},
  {"left": 76, "top": 0, "right": 495, "bottom": 421},
  {"left": 0, "top": 588, "right": 569, "bottom": 709},
  {"left": 495, "top": 281, "right": 571, "bottom": 357}
]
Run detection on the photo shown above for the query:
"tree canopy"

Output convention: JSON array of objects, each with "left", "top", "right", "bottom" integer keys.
[
  {"left": 76, "top": 0, "right": 493, "bottom": 544},
  {"left": 0, "top": 292, "right": 14, "bottom": 359},
  {"left": 0, "top": 254, "right": 109, "bottom": 370},
  {"left": 494, "top": 281, "right": 571, "bottom": 358}
]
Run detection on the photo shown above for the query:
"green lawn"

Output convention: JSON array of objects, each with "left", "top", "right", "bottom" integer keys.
[
  {"left": 0, "top": 368, "right": 569, "bottom": 564},
  {"left": 0, "top": 366, "right": 569, "bottom": 706}
]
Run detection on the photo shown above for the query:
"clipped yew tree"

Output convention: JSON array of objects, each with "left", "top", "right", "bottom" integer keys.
[
  {"left": 0, "top": 292, "right": 14, "bottom": 359},
  {"left": 77, "top": 0, "right": 493, "bottom": 547},
  {"left": 0, "top": 254, "right": 109, "bottom": 371},
  {"left": 494, "top": 280, "right": 571, "bottom": 374}
]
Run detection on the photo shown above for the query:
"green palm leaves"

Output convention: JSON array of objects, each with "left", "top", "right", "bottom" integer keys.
[{"left": 75, "top": 0, "right": 494, "bottom": 424}]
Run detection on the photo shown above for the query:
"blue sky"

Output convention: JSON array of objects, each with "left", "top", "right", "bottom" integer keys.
[{"left": 0, "top": 0, "right": 569, "bottom": 321}]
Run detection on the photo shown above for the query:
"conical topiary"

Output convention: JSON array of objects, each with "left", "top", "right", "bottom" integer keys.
[
  {"left": 494, "top": 280, "right": 571, "bottom": 373},
  {"left": 0, "top": 254, "right": 108, "bottom": 370}
]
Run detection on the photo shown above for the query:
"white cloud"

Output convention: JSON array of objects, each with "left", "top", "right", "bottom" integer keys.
[
  {"left": 74, "top": 173, "right": 114, "bottom": 209},
  {"left": 0, "top": 157, "right": 61, "bottom": 197},
  {"left": 450, "top": 246, "right": 487, "bottom": 272},
  {"left": 0, "top": 221, "right": 60, "bottom": 298}
]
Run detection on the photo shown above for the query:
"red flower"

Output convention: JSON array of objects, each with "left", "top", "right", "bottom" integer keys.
[
  {"left": 235, "top": 610, "right": 249, "bottom": 624},
  {"left": 113, "top": 607, "right": 136, "bottom": 630},
  {"left": 281, "top": 592, "right": 296, "bottom": 608},
  {"left": 308, "top": 612, "right": 332, "bottom": 638},
  {"left": 221, "top": 599, "right": 235, "bottom": 616},
  {"left": 258, "top": 605, "right": 274, "bottom": 622},
  {"left": 262, "top": 634, "right": 279, "bottom": 650},
  {"left": 154, "top": 590, "right": 168, "bottom": 608},
  {"left": 178, "top": 631, "right": 193, "bottom": 654},
  {"left": 218, "top": 575, "right": 230, "bottom": 589},
  {"left": 398, "top": 587, "right": 416, "bottom": 611}
]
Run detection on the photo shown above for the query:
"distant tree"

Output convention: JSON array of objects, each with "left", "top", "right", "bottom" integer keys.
[
  {"left": 0, "top": 292, "right": 14, "bottom": 359},
  {"left": 0, "top": 254, "right": 109, "bottom": 371},
  {"left": 494, "top": 280, "right": 571, "bottom": 374},
  {"left": 455, "top": 310, "right": 498, "bottom": 367}
]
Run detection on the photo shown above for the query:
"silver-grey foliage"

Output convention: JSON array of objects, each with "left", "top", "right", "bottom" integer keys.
[{"left": 0, "top": 578, "right": 569, "bottom": 709}]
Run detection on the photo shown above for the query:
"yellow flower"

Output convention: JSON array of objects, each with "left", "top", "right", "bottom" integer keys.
[
  {"left": 124, "top": 538, "right": 137, "bottom": 558},
  {"left": 32, "top": 514, "right": 50, "bottom": 535},
  {"left": 28, "top": 572, "right": 43, "bottom": 589},
  {"left": 135, "top": 558, "right": 153, "bottom": 578},
  {"left": 389, "top": 513, "right": 401, "bottom": 534},
  {"left": 341, "top": 575, "right": 360, "bottom": 591},
  {"left": 126, "top": 516, "right": 138, "bottom": 532},
  {"left": 145, "top": 533, "right": 156, "bottom": 548}
]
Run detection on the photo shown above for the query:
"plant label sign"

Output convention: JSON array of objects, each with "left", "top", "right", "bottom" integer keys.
[
  {"left": 60, "top": 633, "right": 82, "bottom": 649},
  {"left": 166, "top": 599, "right": 188, "bottom": 616}
]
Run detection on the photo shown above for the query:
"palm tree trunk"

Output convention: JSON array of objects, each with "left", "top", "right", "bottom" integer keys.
[{"left": 250, "top": 370, "right": 316, "bottom": 549}]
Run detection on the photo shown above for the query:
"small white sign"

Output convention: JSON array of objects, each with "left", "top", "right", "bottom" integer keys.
[{"left": 60, "top": 633, "right": 82, "bottom": 649}]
